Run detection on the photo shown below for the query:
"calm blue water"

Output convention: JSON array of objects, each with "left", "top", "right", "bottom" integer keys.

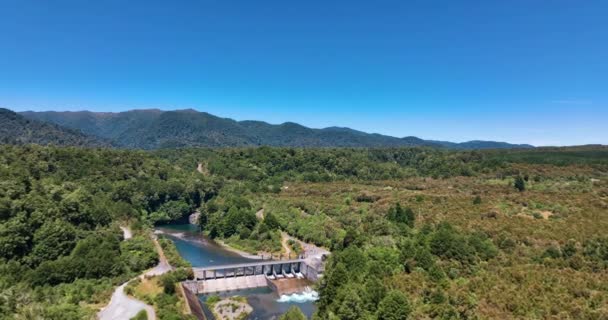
[
  {"left": 156, "top": 224, "right": 255, "bottom": 267},
  {"left": 155, "top": 224, "right": 317, "bottom": 319}
]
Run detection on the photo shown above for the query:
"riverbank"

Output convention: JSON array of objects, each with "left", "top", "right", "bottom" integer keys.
[
  {"left": 155, "top": 225, "right": 267, "bottom": 260},
  {"left": 156, "top": 224, "right": 319, "bottom": 319},
  {"left": 215, "top": 239, "right": 267, "bottom": 260}
]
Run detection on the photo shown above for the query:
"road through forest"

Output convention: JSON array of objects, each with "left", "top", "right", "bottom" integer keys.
[{"left": 98, "top": 229, "right": 171, "bottom": 320}]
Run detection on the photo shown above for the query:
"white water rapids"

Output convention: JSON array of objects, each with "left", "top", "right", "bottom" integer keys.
[{"left": 277, "top": 288, "right": 319, "bottom": 303}]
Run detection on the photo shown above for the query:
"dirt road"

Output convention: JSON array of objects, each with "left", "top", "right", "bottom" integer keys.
[
  {"left": 98, "top": 234, "right": 172, "bottom": 320},
  {"left": 120, "top": 226, "right": 132, "bottom": 240},
  {"left": 145, "top": 237, "right": 172, "bottom": 276},
  {"left": 255, "top": 208, "right": 264, "bottom": 220},
  {"left": 281, "top": 232, "right": 293, "bottom": 259},
  {"left": 97, "top": 283, "right": 155, "bottom": 320}
]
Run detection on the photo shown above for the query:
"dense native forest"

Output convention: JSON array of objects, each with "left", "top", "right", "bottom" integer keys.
[
  {"left": 18, "top": 109, "right": 532, "bottom": 150},
  {"left": 1, "top": 145, "right": 608, "bottom": 319},
  {"left": 0, "top": 145, "right": 214, "bottom": 319},
  {"left": 0, "top": 109, "right": 108, "bottom": 147}
]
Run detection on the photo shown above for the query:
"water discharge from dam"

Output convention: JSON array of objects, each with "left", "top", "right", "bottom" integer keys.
[
  {"left": 155, "top": 224, "right": 317, "bottom": 319},
  {"left": 277, "top": 290, "right": 319, "bottom": 303}
]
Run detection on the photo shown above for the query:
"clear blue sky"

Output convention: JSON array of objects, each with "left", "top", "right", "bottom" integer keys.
[{"left": 1, "top": 0, "right": 606, "bottom": 146}]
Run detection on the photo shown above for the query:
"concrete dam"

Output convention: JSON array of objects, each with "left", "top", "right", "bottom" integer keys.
[{"left": 183, "top": 258, "right": 324, "bottom": 295}]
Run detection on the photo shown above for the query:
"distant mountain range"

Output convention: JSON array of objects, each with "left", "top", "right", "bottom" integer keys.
[
  {"left": 3, "top": 108, "right": 534, "bottom": 149},
  {"left": 0, "top": 108, "right": 108, "bottom": 147}
]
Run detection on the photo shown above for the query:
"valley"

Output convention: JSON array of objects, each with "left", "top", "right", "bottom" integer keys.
[
  {"left": 3, "top": 1, "right": 606, "bottom": 319},
  {"left": 0, "top": 145, "right": 607, "bottom": 319}
]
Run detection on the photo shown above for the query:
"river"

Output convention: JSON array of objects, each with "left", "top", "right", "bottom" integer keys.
[{"left": 155, "top": 224, "right": 317, "bottom": 319}]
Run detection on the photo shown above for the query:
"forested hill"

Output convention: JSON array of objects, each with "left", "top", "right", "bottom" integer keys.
[
  {"left": 20, "top": 109, "right": 534, "bottom": 149},
  {"left": 0, "top": 108, "right": 108, "bottom": 147},
  {"left": 1, "top": 144, "right": 607, "bottom": 318}
]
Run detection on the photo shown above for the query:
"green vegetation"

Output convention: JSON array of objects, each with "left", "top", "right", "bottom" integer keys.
[
  {"left": 19, "top": 109, "right": 533, "bottom": 149},
  {"left": 387, "top": 203, "right": 415, "bottom": 228},
  {"left": 0, "top": 145, "right": 210, "bottom": 318},
  {"left": 160, "top": 147, "right": 503, "bottom": 182},
  {"left": 121, "top": 236, "right": 159, "bottom": 272},
  {"left": 127, "top": 270, "right": 195, "bottom": 320},
  {"left": 473, "top": 195, "right": 482, "bottom": 205},
  {"left": 314, "top": 220, "right": 497, "bottom": 318},
  {"left": 376, "top": 291, "right": 411, "bottom": 320},
  {"left": 2, "top": 144, "right": 608, "bottom": 319},
  {"left": 198, "top": 192, "right": 282, "bottom": 253},
  {"left": 514, "top": 175, "right": 526, "bottom": 192},
  {"left": 287, "top": 239, "right": 303, "bottom": 255},
  {"left": 280, "top": 306, "right": 307, "bottom": 320},
  {"left": 158, "top": 237, "right": 191, "bottom": 269},
  {"left": 130, "top": 310, "right": 148, "bottom": 320},
  {"left": 156, "top": 270, "right": 196, "bottom": 319},
  {"left": 486, "top": 146, "right": 608, "bottom": 166},
  {"left": 0, "top": 108, "right": 107, "bottom": 147}
]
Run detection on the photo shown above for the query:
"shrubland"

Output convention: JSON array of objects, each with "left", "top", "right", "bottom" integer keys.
[
  {"left": 1, "top": 145, "right": 607, "bottom": 318},
  {"left": 163, "top": 147, "right": 608, "bottom": 318}
]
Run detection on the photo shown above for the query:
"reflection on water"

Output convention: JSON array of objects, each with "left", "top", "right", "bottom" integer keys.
[
  {"left": 155, "top": 224, "right": 317, "bottom": 319},
  {"left": 155, "top": 224, "right": 254, "bottom": 267}
]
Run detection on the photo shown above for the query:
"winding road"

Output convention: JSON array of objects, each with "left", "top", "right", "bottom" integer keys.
[
  {"left": 97, "top": 282, "right": 155, "bottom": 320},
  {"left": 98, "top": 228, "right": 171, "bottom": 320}
]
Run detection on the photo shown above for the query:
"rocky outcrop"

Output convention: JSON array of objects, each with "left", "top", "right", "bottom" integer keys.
[{"left": 189, "top": 211, "right": 200, "bottom": 225}]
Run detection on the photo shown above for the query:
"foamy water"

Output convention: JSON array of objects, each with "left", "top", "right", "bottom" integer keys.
[
  {"left": 159, "top": 224, "right": 318, "bottom": 318},
  {"left": 277, "top": 290, "right": 319, "bottom": 303}
]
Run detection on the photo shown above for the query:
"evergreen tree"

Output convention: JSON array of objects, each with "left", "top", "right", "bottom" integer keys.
[
  {"left": 514, "top": 176, "right": 526, "bottom": 192},
  {"left": 280, "top": 306, "right": 307, "bottom": 320},
  {"left": 377, "top": 290, "right": 411, "bottom": 320},
  {"left": 198, "top": 208, "right": 208, "bottom": 228},
  {"left": 342, "top": 227, "right": 361, "bottom": 248},
  {"left": 30, "top": 219, "right": 78, "bottom": 266},
  {"left": 363, "top": 277, "right": 386, "bottom": 311},
  {"left": 336, "top": 287, "right": 364, "bottom": 320},
  {"left": 429, "top": 222, "right": 474, "bottom": 265},
  {"left": 388, "top": 203, "right": 415, "bottom": 228},
  {"left": 318, "top": 262, "right": 348, "bottom": 310},
  {"left": 473, "top": 195, "right": 482, "bottom": 205},
  {"left": 264, "top": 211, "right": 281, "bottom": 230}
]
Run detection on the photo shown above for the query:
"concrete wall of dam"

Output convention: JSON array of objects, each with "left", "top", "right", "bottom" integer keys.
[{"left": 183, "top": 260, "right": 323, "bottom": 295}]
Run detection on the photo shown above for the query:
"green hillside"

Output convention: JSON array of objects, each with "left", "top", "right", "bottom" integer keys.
[
  {"left": 20, "top": 109, "right": 533, "bottom": 149},
  {"left": 0, "top": 108, "right": 107, "bottom": 147}
]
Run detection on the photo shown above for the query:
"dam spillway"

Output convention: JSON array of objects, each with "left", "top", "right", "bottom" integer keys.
[
  {"left": 191, "top": 259, "right": 305, "bottom": 280},
  {"left": 157, "top": 224, "right": 321, "bottom": 319},
  {"left": 185, "top": 274, "right": 269, "bottom": 294},
  {"left": 185, "top": 258, "right": 322, "bottom": 295}
]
